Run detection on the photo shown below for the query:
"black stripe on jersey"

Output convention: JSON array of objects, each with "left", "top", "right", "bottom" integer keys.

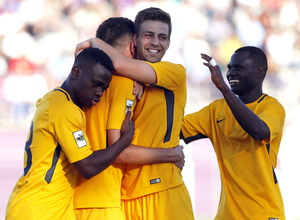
[
  {"left": 181, "top": 132, "right": 207, "bottom": 144},
  {"left": 24, "top": 122, "right": 34, "bottom": 176},
  {"left": 45, "top": 144, "right": 62, "bottom": 183},
  {"left": 163, "top": 89, "right": 174, "bottom": 143},
  {"left": 266, "top": 143, "right": 278, "bottom": 184},
  {"left": 257, "top": 94, "right": 268, "bottom": 103},
  {"left": 106, "top": 131, "right": 109, "bottom": 148},
  {"left": 266, "top": 143, "right": 270, "bottom": 154},
  {"left": 272, "top": 168, "right": 278, "bottom": 184},
  {"left": 54, "top": 88, "right": 70, "bottom": 101}
]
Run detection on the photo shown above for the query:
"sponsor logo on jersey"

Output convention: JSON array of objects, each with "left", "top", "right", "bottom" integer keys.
[
  {"left": 217, "top": 118, "right": 226, "bottom": 123},
  {"left": 269, "top": 218, "right": 278, "bottom": 220},
  {"left": 125, "top": 99, "right": 134, "bottom": 114},
  {"left": 73, "top": 130, "right": 87, "bottom": 148},
  {"left": 150, "top": 178, "right": 161, "bottom": 185}
]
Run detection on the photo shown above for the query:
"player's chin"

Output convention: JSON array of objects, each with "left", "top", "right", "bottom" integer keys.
[
  {"left": 84, "top": 101, "right": 93, "bottom": 109},
  {"left": 146, "top": 54, "right": 162, "bottom": 63}
]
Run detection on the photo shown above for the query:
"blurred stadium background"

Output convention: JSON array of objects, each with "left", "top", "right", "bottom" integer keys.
[{"left": 0, "top": 0, "right": 299, "bottom": 219}]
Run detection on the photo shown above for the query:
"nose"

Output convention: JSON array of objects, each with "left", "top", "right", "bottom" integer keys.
[
  {"left": 95, "top": 87, "right": 103, "bottom": 98},
  {"left": 151, "top": 36, "right": 159, "bottom": 46},
  {"left": 227, "top": 68, "right": 237, "bottom": 78}
]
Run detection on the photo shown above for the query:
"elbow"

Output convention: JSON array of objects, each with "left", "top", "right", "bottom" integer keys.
[
  {"left": 74, "top": 159, "right": 102, "bottom": 180},
  {"left": 81, "top": 174, "right": 93, "bottom": 180},
  {"left": 250, "top": 130, "right": 270, "bottom": 141},
  {"left": 251, "top": 133, "right": 264, "bottom": 140},
  {"left": 78, "top": 167, "right": 97, "bottom": 180}
]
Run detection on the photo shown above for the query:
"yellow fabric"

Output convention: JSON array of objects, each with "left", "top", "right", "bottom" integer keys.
[
  {"left": 122, "top": 184, "right": 194, "bottom": 220},
  {"left": 181, "top": 94, "right": 286, "bottom": 219},
  {"left": 74, "top": 207, "right": 125, "bottom": 220},
  {"left": 6, "top": 88, "right": 93, "bottom": 220},
  {"left": 74, "top": 75, "right": 136, "bottom": 209},
  {"left": 121, "top": 61, "right": 188, "bottom": 199}
]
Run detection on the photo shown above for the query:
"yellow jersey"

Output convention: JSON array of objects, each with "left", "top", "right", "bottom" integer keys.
[
  {"left": 74, "top": 75, "right": 135, "bottom": 208},
  {"left": 181, "top": 94, "right": 286, "bottom": 219},
  {"left": 6, "top": 88, "right": 93, "bottom": 220},
  {"left": 121, "top": 61, "right": 187, "bottom": 199}
]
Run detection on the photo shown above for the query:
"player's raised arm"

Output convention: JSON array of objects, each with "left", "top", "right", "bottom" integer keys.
[{"left": 201, "top": 53, "right": 270, "bottom": 140}]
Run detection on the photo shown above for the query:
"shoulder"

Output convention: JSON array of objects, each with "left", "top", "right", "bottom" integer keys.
[
  {"left": 111, "top": 74, "right": 133, "bottom": 84},
  {"left": 260, "top": 95, "right": 285, "bottom": 112},
  {"left": 147, "top": 61, "right": 185, "bottom": 70},
  {"left": 48, "top": 89, "right": 84, "bottom": 119},
  {"left": 108, "top": 75, "right": 134, "bottom": 92}
]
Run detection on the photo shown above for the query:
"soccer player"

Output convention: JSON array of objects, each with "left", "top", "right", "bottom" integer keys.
[
  {"left": 5, "top": 48, "right": 135, "bottom": 220},
  {"left": 73, "top": 17, "right": 184, "bottom": 220},
  {"left": 75, "top": 7, "right": 194, "bottom": 220},
  {"left": 181, "top": 46, "right": 286, "bottom": 219}
]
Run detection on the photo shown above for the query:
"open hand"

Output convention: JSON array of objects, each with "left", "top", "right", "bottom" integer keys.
[{"left": 201, "top": 53, "right": 226, "bottom": 89}]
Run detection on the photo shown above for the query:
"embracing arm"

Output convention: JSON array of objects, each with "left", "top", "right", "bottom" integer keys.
[
  {"left": 108, "top": 129, "right": 184, "bottom": 169},
  {"left": 201, "top": 54, "right": 270, "bottom": 140},
  {"left": 76, "top": 38, "right": 157, "bottom": 84},
  {"left": 73, "top": 111, "right": 135, "bottom": 179}
]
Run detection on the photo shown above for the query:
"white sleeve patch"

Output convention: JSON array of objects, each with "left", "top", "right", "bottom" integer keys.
[
  {"left": 125, "top": 99, "right": 134, "bottom": 114},
  {"left": 73, "top": 130, "right": 87, "bottom": 148}
]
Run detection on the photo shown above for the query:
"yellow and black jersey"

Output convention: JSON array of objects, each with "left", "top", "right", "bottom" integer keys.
[
  {"left": 74, "top": 75, "right": 136, "bottom": 209},
  {"left": 6, "top": 88, "right": 92, "bottom": 220},
  {"left": 121, "top": 61, "right": 187, "bottom": 199},
  {"left": 181, "top": 94, "right": 286, "bottom": 219}
]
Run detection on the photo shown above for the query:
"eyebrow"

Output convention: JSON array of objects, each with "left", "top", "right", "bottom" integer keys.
[
  {"left": 93, "top": 79, "right": 105, "bottom": 87},
  {"left": 142, "top": 31, "right": 168, "bottom": 37},
  {"left": 227, "top": 63, "right": 243, "bottom": 68}
]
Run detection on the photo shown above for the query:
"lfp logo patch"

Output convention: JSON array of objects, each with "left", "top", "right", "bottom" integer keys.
[
  {"left": 125, "top": 99, "right": 134, "bottom": 114},
  {"left": 73, "top": 130, "right": 87, "bottom": 148}
]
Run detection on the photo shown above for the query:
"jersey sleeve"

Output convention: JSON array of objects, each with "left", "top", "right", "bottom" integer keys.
[
  {"left": 107, "top": 75, "right": 136, "bottom": 130},
  {"left": 181, "top": 103, "right": 215, "bottom": 144},
  {"left": 146, "top": 61, "right": 186, "bottom": 91},
  {"left": 258, "top": 99, "right": 285, "bottom": 144},
  {"left": 55, "top": 103, "right": 93, "bottom": 163}
]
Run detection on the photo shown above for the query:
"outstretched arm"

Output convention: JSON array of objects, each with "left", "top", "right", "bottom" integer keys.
[
  {"left": 75, "top": 38, "right": 157, "bottom": 85},
  {"left": 201, "top": 53, "right": 270, "bottom": 140},
  {"left": 108, "top": 129, "right": 184, "bottom": 170},
  {"left": 73, "top": 111, "right": 135, "bottom": 179}
]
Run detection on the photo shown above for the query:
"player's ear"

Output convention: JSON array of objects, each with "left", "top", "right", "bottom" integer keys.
[
  {"left": 130, "top": 40, "right": 135, "bottom": 58},
  {"left": 256, "top": 66, "right": 263, "bottom": 78},
  {"left": 71, "top": 66, "right": 80, "bottom": 79}
]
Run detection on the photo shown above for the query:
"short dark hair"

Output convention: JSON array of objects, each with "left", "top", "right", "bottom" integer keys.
[
  {"left": 75, "top": 47, "right": 114, "bottom": 73},
  {"left": 134, "top": 7, "right": 172, "bottom": 39},
  {"left": 235, "top": 46, "right": 268, "bottom": 73},
  {"left": 96, "top": 17, "right": 134, "bottom": 47}
]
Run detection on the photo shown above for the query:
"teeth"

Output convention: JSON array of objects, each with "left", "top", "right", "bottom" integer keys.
[
  {"left": 230, "top": 80, "right": 239, "bottom": 83},
  {"left": 148, "top": 49, "right": 158, "bottom": 53}
]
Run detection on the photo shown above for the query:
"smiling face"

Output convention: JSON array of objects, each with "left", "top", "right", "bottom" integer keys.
[
  {"left": 226, "top": 51, "right": 262, "bottom": 99},
  {"left": 134, "top": 20, "right": 170, "bottom": 63},
  {"left": 72, "top": 63, "right": 112, "bottom": 108}
]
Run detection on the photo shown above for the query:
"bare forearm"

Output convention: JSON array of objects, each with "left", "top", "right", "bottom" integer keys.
[
  {"left": 114, "top": 145, "right": 180, "bottom": 164},
  {"left": 74, "top": 133, "right": 132, "bottom": 179},
  {"left": 219, "top": 86, "right": 269, "bottom": 139},
  {"left": 84, "top": 38, "right": 157, "bottom": 84}
]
